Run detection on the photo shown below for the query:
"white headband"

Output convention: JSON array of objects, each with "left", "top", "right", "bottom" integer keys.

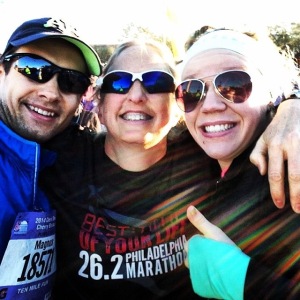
[
  {"left": 181, "top": 29, "right": 265, "bottom": 74},
  {"left": 179, "top": 29, "right": 293, "bottom": 102}
]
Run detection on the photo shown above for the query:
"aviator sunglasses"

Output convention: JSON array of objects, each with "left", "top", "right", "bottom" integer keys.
[
  {"left": 175, "top": 70, "right": 252, "bottom": 112},
  {"left": 3, "top": 53, "right": 91, "bottom": 95},
  {"left": 100, "top": 70, "right": 175, "bottom": 94}
]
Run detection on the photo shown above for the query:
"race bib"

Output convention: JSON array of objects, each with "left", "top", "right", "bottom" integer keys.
[{"left": 0, "top": 211, "right": 56, "bottom": 300}]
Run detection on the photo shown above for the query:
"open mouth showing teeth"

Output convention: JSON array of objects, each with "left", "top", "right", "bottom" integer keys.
[
  {"left": 28, "top": 105, "right": 55, "bottom": 117},
  {"left": 121, "top": 113, "right": 151, "bottom": 121},
  {"left": 205, "top": 123, "right": 234, "bottom": 133}
]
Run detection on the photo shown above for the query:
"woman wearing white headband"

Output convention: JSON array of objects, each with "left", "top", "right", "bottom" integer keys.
[{"left": 176, "top": 28, "right": 300, "bottom": 299}]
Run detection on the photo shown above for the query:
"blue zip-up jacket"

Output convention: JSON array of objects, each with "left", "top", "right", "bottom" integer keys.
[{"left": 0, "top": 120, "right": 56, "bottom": 262}]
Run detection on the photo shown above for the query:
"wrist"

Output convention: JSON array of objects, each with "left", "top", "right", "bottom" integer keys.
[
  {"left": 188, "top": 235, "right": 250, "bottom": 300},
  {"left": 279, "top": 88, "right": 300, "bottom": 104},
  {"left": 274, "top": 84, "right": 300, "bottom": 107}
]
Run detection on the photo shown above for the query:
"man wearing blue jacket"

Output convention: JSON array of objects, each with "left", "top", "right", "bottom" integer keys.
[{"left": 0, "top": 17, "right": 101, "bottom": 299}]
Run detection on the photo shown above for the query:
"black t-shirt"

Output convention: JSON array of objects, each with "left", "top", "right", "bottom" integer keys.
[
  {"left": 41, "top": 126, "right": 212, "bottom": 299},
  {"left": 41, "top": 125, "right": 300, "bottom": 299}
]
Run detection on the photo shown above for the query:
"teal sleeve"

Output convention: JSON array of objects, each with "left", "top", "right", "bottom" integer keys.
[{"left": 188, "top": 235, "right": 250, "bottom": 300}]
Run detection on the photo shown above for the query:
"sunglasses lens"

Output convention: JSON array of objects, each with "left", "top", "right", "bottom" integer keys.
[
  {"left": 58, "top": 71, "right": 91, "bottom": 94},
  {"left": 15, "top": 56, "right": 53, "bottom": 83},
  {"left": 142, "top": 71, "right": 175, "bottom": 94},
  {"left": 101, "top": 71, "right": 175, "bottom": 94},
  {"left": 101, "top": 72, "right": 132, "bottom": 94},
  {"left": 12, "top": 55, "right": 90, "bottom": 94},
  {"left": 215, "top": 71, "right": 252, "bottom": 103},
  {"left": 175, "top": 80, "right": 204, "bottom": 112}
]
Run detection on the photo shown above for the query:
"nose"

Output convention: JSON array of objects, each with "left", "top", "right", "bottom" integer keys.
[
  {"left": 126, "top": 80, "right": 147, "bottom": 103},
  {"left": 201, "top": 81, "right": 227, "bottom": 112},
  {"left": 37, "top": 74, "right": 61, "bottom": 101}
]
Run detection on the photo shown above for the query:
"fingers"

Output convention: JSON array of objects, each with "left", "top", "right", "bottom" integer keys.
[
  {"left": 257, "top": 141, "right": 300, "bottom": 213},
  {"left": 260, "top": 123, "right": 300, "bottom": 213},
  {"left": 250, "top": 133, "right": 287, "bottom": 208},
  {"left": 267, "top": 147, "right": 286, "bottom": 209},
  {"left": 269, "top": 100, "right": 300, "bottom": 213},
  {"left": 187, "top": 206, "right": 235, "bottom": 245},
  {"left": 185, "top": 206, "right": 236, "bottom": 268},
  {"left": 251, "top": 100, "right": 300, "bottom": 213},
  {"left": 286, "top": 137, "right": 300, "bottom": 213},
  {"left": 250, "top": 135, "right": 268, "bottom": 175}
]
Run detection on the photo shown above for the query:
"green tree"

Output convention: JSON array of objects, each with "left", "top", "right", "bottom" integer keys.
[
  {"left": 92, "top": 44, "right": 116, "bottom": 67},
  {"left": 93, "top": 23, "right": 300, "bottom": 68},
  {"left": 121, "top": 23, "right": 175, "bottom": 58},
  {"left": 91, "top": 23, "right": 174, "bottom": 66},
  {"left": 269, "top": 23, "right": 300, "bottom": 66}
]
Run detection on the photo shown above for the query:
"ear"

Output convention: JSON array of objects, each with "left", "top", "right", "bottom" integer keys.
[
  {"left": 97, "top": 98, "right": 104, "bottom": 124},
  {"left": 0, "top": 64, "right": 6, "bottom": 85},
  {"left": 0, "top": 63, "right": 5, "bottom": 76}
]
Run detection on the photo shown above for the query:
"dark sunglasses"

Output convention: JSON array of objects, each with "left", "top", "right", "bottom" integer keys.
[
  {"left": 3, "top": 53, "right": 91, "bottom": 95},
  {"left": 100, "top": 70, "right": 175, "bottom": 94},
  {"left": 175, "top": 70, "right": 252, "bottom": 112}
]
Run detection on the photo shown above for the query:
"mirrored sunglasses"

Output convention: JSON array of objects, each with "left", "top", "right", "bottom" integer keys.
[
  {"left": 3, "top": 53, "right": 91, "bottom": 95},
  {"left": 175, "top": 70, "right": 252, "bottom": 112},
  {"left": 100, "top": 70, "right": 175, "bottom": 94}
]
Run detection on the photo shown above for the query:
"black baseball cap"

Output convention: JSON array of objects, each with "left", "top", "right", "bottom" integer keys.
[{"left": 2, "top": 17, "right": 102, "bottom": 76}]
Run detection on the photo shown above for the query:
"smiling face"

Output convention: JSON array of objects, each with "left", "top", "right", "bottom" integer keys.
[
  {"left": 0, "top": 38, "right": 86, "bottom": 142},
  {"left": 182, "top": 49, "right": 271, "bottom": 170},
  {"left": 99, "top": 44, "right": 179, "bottom": 149}
]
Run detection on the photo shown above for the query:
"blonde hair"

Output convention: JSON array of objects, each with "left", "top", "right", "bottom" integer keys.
[{"left": 102, "top": 39, "right": 178, "bottom": 79}]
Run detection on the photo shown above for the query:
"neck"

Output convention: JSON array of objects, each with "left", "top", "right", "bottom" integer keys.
[{"left": 104, "top": 136, "right": 168, "bottom": 172}]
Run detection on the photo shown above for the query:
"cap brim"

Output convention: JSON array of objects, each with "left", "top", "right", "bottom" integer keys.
[
  {"left": 62, "top": 37, "right": 101, "bottom": 76},
  {"left": 8, "top": 32, "right": 102, "bottom": 76}
]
